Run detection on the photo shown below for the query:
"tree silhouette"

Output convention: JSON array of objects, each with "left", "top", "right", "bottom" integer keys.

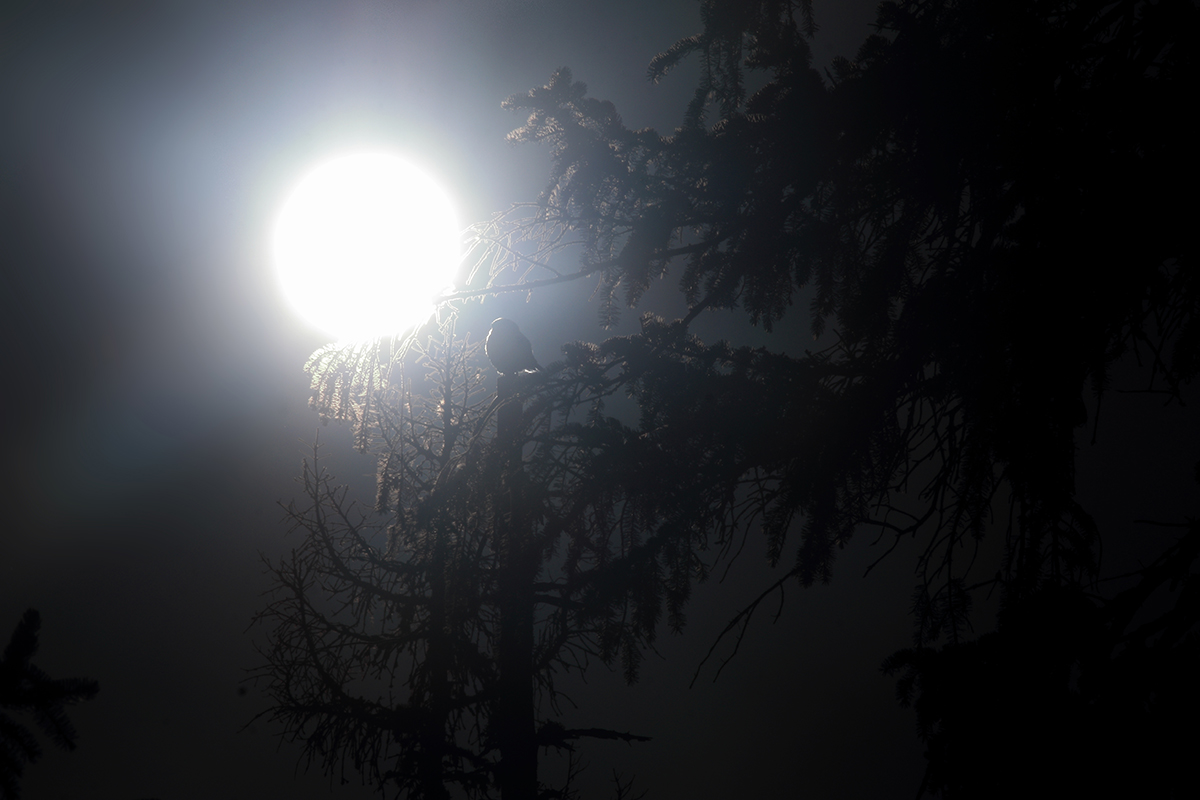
[
  {"left": 459, "top": 0, "right": 1198, "bottom": 791},
  {"left": 263, "top": 0, "right": 1198, "bottom": 795},
  {"left": 0, "top": 609, "right": 99, "bottom": 800},
  {"left": 254, "top": 331, "right": 715, "bottom": 799}
]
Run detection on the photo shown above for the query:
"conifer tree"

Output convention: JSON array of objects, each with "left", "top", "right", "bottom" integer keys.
[
  {"left": 255, "top": 331, "right": 701, "bottom": 799},
  {"left": 262, "top": 0, "right": 1199, "bottom": 795}
]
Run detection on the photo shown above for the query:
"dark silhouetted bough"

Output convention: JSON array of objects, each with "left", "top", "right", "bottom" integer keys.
[{"left": 0, "top": 609, "right": 99, "bottom": 800}]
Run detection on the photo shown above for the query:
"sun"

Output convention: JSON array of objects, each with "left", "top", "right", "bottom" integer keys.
[{"left": 273, "top": 152, "right": 461, "bottom": 341}]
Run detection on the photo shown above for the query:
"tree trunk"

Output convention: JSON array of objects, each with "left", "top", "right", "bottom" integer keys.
[{"left": 494, "top": 374, "right": 538, "bottom": 800}]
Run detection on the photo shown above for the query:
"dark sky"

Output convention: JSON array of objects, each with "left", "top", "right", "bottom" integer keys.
[{"left": 2, "top": 2, "right": 1195, "bottom": 799}]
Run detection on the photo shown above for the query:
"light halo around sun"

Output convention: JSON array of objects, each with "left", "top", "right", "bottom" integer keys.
[{"left": 273, "top": 152, "right": 462, "bottom": 342}]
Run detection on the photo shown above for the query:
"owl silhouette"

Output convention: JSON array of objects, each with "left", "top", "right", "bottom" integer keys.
[
  {"left": 486, "top": 318, "right": 541, "bottom": 375},
  {"left": 487, "top": 319, "right": 544, "bottom": 376}
]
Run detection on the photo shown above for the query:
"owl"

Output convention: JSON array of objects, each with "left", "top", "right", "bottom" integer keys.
[{"left": 485, "top": 318, "right": 541, "bottom": 375}]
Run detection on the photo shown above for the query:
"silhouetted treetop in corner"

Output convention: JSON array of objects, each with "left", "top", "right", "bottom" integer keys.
[{"left": 0, "top": 609, "right": 99, "bottom": 800}]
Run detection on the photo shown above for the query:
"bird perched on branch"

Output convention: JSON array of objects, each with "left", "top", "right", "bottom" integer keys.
[{"left": 486, "top": 318, "right": 541, "bottom": 375}]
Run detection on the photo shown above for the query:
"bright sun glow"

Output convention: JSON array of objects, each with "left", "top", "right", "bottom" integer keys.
[{"left": 273, "top": 153, "right": 461, "bottom": 341}]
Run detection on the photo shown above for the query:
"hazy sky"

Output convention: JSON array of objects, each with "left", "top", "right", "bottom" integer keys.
[{"left": 3, "top": 2, "right": 1194, "bottom": 799}]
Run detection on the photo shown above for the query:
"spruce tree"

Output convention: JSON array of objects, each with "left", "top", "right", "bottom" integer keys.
[{"left": 261, "top": 0, "right": 1199, "bottom": 795}]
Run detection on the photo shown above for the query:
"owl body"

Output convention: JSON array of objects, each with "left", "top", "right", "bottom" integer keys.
[{"left": 486, "top": 318, "right": 541, "bottom": 375}]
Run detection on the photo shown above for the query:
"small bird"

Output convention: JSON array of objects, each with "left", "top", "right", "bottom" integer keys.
[{"left": 486, "top": 318, "right": 541, "bottom": 375}]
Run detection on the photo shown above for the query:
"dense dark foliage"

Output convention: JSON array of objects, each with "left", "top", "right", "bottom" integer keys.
[
  {"left": 469, "top": 0, "right": 1199, "bottom": 792},
  {"left": 885, "top": 520, "right": 1200, "bottom": 798},
  {"left": 480, "top": 0, "right": 1197, "bottom": 615}
]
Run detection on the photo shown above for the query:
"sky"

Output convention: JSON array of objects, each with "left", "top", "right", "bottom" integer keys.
[{"left": 2, "top": 2, "right": 1196, "bottom": 799}]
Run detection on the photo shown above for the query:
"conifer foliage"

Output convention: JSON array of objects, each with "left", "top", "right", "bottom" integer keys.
[
  {"left": 475, "top": 0, "right": 1197, "bottom": 638},
  {"left": 255, "top": 333, "right": 700, "bottom": 799},
  {"left": 0, "top": 610, "right": 99, "bottom": 800}
]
